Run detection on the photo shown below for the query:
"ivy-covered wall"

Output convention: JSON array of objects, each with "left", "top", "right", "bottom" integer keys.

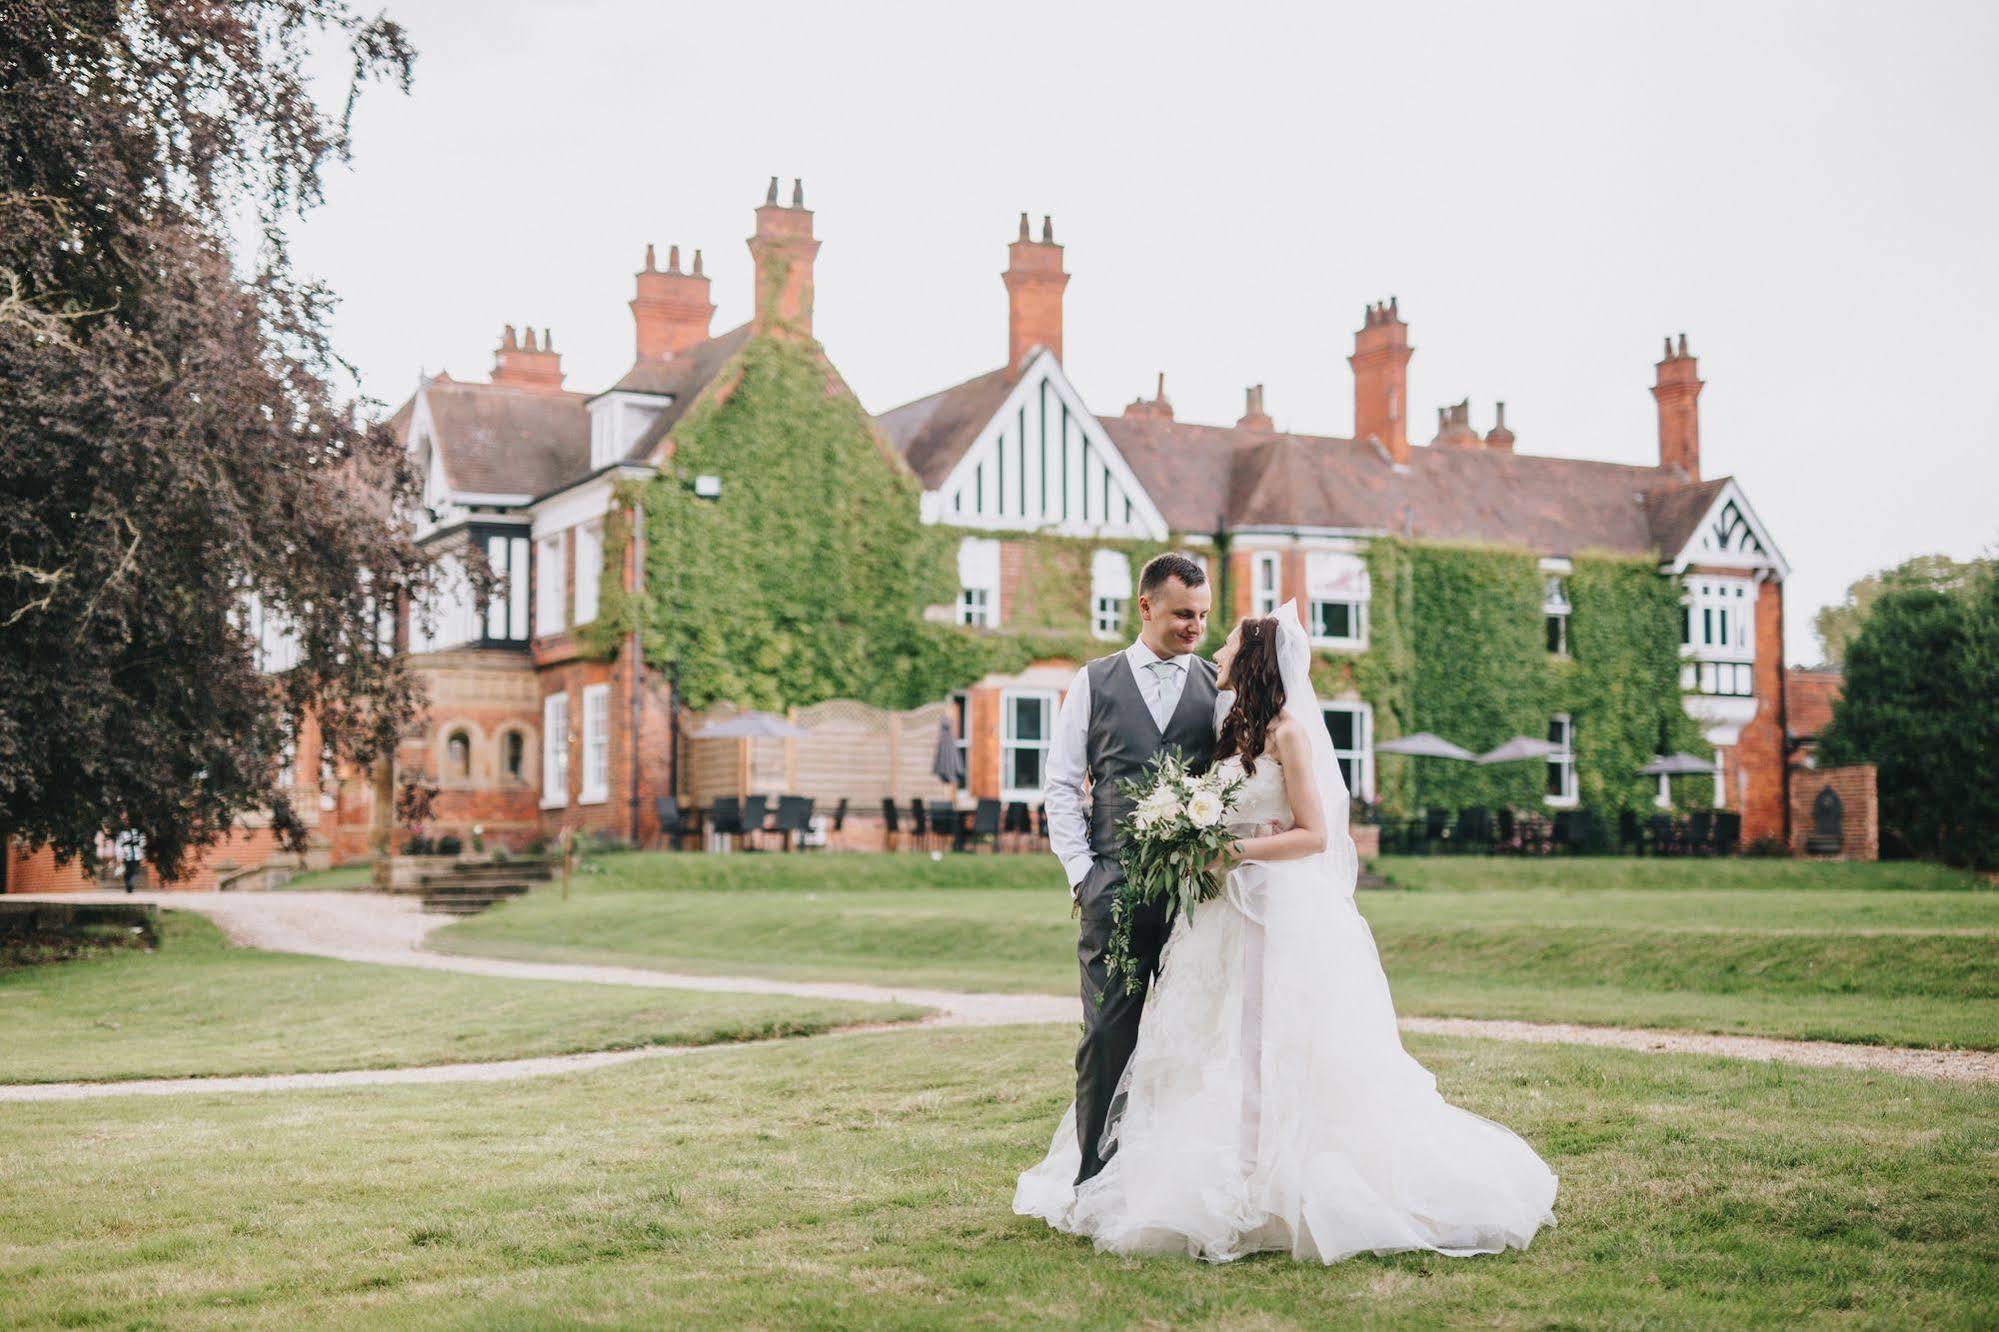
[{"left": 594, "top": 334, "right": 1704, "bottom": 817}]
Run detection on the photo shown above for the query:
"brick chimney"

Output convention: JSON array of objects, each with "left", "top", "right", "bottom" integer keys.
[
  {"left": 1653, "top": 333, "right": 1703, "bottom": 479},
  {"left": 1351, "top": 297, "right": 1412, "bottom": 464},
  {"left": 1430, "top": 398, "right": 1481, "bottom": 449},
  {"left": 630, "top": 243, "right": 715, "bottom": 362},
  {"left": 748, "top": 177, "right": 819, "bottom": 337},
  {"left": 491, "top": 324, "right": 564, "bottom": 392},
  {"left": 1484, "top": 401, "right": 1515, "bottom": 452},
  {"left": 1003, "top": 212, "right": 1069, "bottom": 375},
  {"left": 1238, "top": 384, "right": 1273, "bottom": 431},
  {"left": 1122, "top": 372, "right": 1174, "bottom": 422}
]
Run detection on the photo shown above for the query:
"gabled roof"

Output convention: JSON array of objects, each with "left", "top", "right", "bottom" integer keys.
[
  {"left": 415, "top": 380, "right": 589, "bottom": 497},
  {"left": 624, "top": 323, "right": 756, "bottom": 460},
  {"left": 877, "top": 365, "right": 1016, "bottom": 489},
  {"left": 1640, "top": 476, "right": 1730, "bottom": 555},
  {"left": 1100, "top": 415, "right": 1723, "bottom": 558}
]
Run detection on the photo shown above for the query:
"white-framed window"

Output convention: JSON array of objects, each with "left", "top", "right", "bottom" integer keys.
[
  {"left": 949, "top": 691, "right": 971, "bottom": 791},
  {"left": 1091, "top": 549, "right": 1131, "bottom": 640},
  {"left": 410, "top": 554, "right": 480, "bottom": 653},
  {"left": 1001, "top": 689, "right": 1057, "bottom": 799},
  {"left": 1305, "top": 550, "right": 1369, "bottom": 648},
  {"left": 541, "top": 692, "right": 570, "bottom": 809},
  {"left": 484, "top": 535, "right": 530, "bottom": 641},
  {"left": 1544, "top": 575, "right": 1571, "bottom": 657},
  {"left": 1679, "top": 577, "right": 1754, "bottom": 696},
  {"left": 957, "top": 537, "right": 1000, "bottom": 628},
  {"left": 1317, "top": 700, "right": 1374, "bottom": 802},
  {"left": 573, "top": 521, "right": 604, "bottom": 626},
  {"left": 536, "top": 534, "right": 565, "bottom": 636},
  {"left": 1546, "top": 714, "right": 1578, "bottom": 807},
  {"left": 444, "top": 728, "right": 473, "bottom": 783},
  {"left": 1252, "top": 552, "right": 1281, "bottom": 616},
  {"left": 580, "top": 684, "right": 610, "bottom": 804}
]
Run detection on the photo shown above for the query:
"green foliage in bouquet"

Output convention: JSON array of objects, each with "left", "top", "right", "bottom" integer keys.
[{"left": 1102, "top": 750, "right": 1249, "bottom": 1002}]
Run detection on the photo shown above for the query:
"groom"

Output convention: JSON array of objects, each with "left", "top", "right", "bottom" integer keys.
[{"left": 1043, "top": 551, "right": 1227, "bottom": 1184}]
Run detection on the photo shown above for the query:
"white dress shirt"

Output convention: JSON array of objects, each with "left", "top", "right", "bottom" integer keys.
[{"left": 1042, "top": 639, "right": 1234, "bottom": 894}]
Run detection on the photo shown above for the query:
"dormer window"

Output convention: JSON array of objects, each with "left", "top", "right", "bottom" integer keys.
[{"left": 588, "top": 392, "right": 670, "bottom": 469}]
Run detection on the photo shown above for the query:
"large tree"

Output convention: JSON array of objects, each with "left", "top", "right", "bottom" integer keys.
[
  {"left": 1811, "top": 554, "right": 1980, "bottom": 669},
  {"left": 0, "top": 1, "right": 431, "bottom": 877},
  {"left": 1820, "top": 559, "right": 1999, "bottom": 870}
]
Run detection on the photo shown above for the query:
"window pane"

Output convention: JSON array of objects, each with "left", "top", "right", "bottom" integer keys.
[
  {"left": 1011, "top": 697, "right": 1045, "bottom": 743},
  {"left": 1323, "top": 709, "right": 1356, "bottom": 749},
  {"left": 1009, "top": 748, "right": 1043, "bottom": 792}
]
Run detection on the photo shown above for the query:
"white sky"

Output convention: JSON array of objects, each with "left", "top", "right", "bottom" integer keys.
[{"left": 295, "top": 0, "right": 1999, "bottom": 667}]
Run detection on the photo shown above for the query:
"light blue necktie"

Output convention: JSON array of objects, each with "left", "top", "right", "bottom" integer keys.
[{"left": 1146, "top": 659, "right": 1184, "bottom": 730}]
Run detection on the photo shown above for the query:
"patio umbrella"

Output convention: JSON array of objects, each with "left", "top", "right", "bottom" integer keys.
[
  {"left": 931, "top": 714, "right": 965, "bottom": 786},
  {"left": 1637, "top": 752, "right": 1716, "bottom": 776},
  {"left": 691, "top": 710, "right": 810, "bottom": 740},
  {"left": 1373, "top": 731, "right": 1476, "bottom": 761},
  {"left": 1476, "top": 735, "right": 1567, "bottom": 765}
]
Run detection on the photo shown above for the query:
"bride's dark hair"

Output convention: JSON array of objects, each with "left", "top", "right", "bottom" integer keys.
[{"left": 1216, "top": 616, "right": 1285, "bottom": 777}]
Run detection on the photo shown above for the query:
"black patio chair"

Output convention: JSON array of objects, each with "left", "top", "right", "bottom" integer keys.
[
  {"left": 1035, "top": 805, "right": 1051, "bottom": 843},
  {"left": 1557, "top": 808, "right": 1598, "bottom": 855},
  {"left": 968, "top": 798, "right": 1003, "bottom": 853},
  {"left": 909, "top": 799, "right": 930, "bottom": 850},
  {"left": 1618, "top": 808, "right": 1645, "bottom": 855},
  {"left": 1003, "top": 800, "right": 1031, "bottom": 852},
  {"left": 740, "top": 795, "right": 770, "bottom": 851},
  {"left": 653, "top": 796, "right": 701, "bottom": 851},
  {"left": 1688, "top": 810, "right": 1715, "bottom": 856},
  {"left": 1647, "top": 814, "right": 1679, "bottom": 857},
  {"left": 1453, "top": 806, "right": 1492, "bottom": 854},
  {"left": 1421, "top": 807, "right": 1450, "bottom": 855},
  {"left": 1493, "top": 806, "right": 1519, "bottom": 854},
  {"left": 1715, "top": 810, "right": 1741, "bottom": 856},
  {"left": 880, "top": 797, "right": 902, "bottom": 851},
  {"left": 826, "top": 798, "right": 848, "bottom": 847},
  {"left": 771, "top": 796, "right": 815, "bottom": 852},
  {"left": 709, "top": 796, "right": 744, "bottom": 851},
  {"left": 928, "top": 801, "right": 963, "bottom": 853}
]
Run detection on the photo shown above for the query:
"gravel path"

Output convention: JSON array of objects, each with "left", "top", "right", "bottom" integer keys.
[{"left": 7, "top": 890, "right": 1994, "bottom": 1097}]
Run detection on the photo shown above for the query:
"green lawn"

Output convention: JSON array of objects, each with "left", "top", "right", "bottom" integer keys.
[
  {"left": 0, "top": 910, "right": 920, "bottom": 1083},
  {"left": 431, "top": 852, "right": 1999, "bottom": 1049},
  {"left": 2, "top": 1025, "right": 1994, "bottom": 1327}
]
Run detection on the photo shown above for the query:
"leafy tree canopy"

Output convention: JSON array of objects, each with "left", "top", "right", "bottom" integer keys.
[{"left": 0, "top": 0, "right": 430, "bottom": 876}]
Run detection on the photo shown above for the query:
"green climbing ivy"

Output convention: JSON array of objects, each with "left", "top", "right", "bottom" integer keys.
[{"left": 590, "top": 336, "right": 1703, "bottom": 817}]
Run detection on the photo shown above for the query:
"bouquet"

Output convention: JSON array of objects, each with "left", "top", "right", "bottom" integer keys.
[{"left": 1101, "top": 749, "right": 1248, "bottom": 1000}]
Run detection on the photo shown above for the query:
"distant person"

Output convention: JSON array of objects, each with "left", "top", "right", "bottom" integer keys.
[{"left": 114, "top": 829, "right": 145, "bottom": 894}]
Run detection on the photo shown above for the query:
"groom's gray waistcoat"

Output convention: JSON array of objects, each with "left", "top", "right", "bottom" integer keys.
[{"left": 1085, "top": 651, "right": 1220, "bottom": 859}]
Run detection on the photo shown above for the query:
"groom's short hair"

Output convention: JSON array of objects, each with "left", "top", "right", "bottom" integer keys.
[{"left": 1139, "top": 552, "right": 1208, "bottom": 597}]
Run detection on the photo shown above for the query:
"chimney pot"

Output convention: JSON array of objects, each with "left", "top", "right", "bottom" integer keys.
[
  {"left": 692, "top": 248, "right": 704, "bottom": 277},
  {"left": 667, "top": 243, "right": 681, "bottom": 273},
  {"left": 765, "top": 176, "right": 779, "bottom": 205},
  {"left": 792, "top": 178, "right": 805, "bottom": 208},
  {"left": 1042, "top": 214, "right": 1054, "bottom": 243},
  {"left": 1652, "top": 331, "right": 1704, "bottom": 480},
  {"left": 1018, "top": 211, "right": 1030, "bottom": 241},
  {"left": 643, "top": 243, "right": 656, "bottom": 272}
]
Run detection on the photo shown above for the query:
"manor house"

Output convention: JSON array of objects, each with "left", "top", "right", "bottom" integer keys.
[{"left": 3, "top": 181, "right": 1798, "bottom": 891}]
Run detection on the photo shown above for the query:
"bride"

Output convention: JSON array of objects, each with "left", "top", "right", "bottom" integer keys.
[{"left": 1014, "top": 600, "right": 1559, "bottom": 1264}]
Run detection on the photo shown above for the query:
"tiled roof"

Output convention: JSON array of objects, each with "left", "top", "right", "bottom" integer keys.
[
  {"left": 876, "top": 365, "right": 1016, "bottom": 489},
  {"left": 418, "top": 380, "right": 589, "bottom": 497},
  {"left": 624, "top": 323, "right": 755, "bottom": 460},
  {"left": 392, "top": 324, "right": 756, "bottom": 504},
  {"left": 1101, "top": 416, "right": 1707, "bottom": 557},
  {"left": 1639, "top": 476, "right": 1729, "bottom": 555}
]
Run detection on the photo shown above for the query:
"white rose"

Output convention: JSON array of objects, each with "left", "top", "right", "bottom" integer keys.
[
  {"left": 1138, "top": 788, "right": 1182, "bottom": 827},
  {"left": 1185, "top": 789, "right": 1224, "bottom": 828}
]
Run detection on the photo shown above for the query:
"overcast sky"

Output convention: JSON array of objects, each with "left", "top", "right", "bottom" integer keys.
[{"left": 296, "top": 0, "right": 1999, "bottom": 667}]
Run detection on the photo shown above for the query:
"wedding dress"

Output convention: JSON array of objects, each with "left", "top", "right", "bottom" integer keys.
[{"left": 1014, "top": 601, "right": 1559, "bottom": 1264}]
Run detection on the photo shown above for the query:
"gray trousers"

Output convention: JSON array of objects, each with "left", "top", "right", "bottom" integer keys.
[{"left": 1073, "top": 854, "right": 1173, "bottom": 1185}]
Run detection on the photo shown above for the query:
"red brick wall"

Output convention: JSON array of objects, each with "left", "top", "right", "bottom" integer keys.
[
  {"left": 1789, "top": 763, "right": 1878, "bottom": 860},
  {"left": 1733, "top": 576, "right": 1788, "bottom": 846}
]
